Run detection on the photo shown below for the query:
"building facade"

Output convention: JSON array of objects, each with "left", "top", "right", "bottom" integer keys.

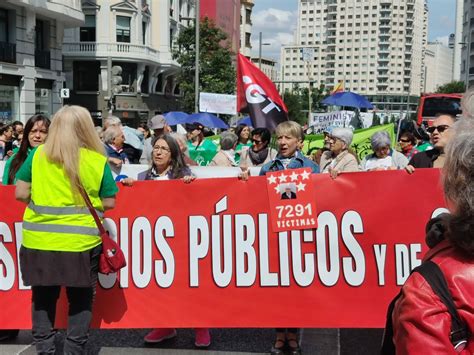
[
  {"left": 280, "top": 0, "right": 428, "bottom": 112},
  {"left": 62, "top": 0, "right": 195, "bottom": 126},
  {"left": 0, "top": 0, "right": 84, "bottom": 123},
  {"left": 460, "top": 0, "right": 474, "bottom": 88},
  {"left": 240, "top": 0, "right": 254, "bottom": 57},
  {"left": 251, "top": 57, "right": 278, "bottom": 82},
  {"left": 424, "top": 42, "right": 454, "bottom": 93}
]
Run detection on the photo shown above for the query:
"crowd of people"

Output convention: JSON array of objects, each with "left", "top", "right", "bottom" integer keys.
[{"left": 0, "top": 99, "right": 471, "bottom": 354}]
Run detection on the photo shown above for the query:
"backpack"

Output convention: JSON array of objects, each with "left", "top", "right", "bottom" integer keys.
[{"left": 381, "top": 260, "right": 470, "bottom": 354}]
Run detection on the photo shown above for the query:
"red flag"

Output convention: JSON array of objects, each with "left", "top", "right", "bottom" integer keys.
[{"left": 237, "top": 53, "right": 288, "bottom": 131}]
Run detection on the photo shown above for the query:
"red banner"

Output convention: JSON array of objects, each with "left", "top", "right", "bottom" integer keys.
[{"left": 0, "top": 170, "right": 447, "bottom": 329}]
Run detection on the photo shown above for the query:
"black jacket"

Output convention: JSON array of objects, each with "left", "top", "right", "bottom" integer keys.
[{"left": 408, "top": 149, "right": 440, "bottom": 168}]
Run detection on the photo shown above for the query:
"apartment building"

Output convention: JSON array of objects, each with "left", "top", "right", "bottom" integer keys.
[
  {"left": 281, "top": 0, "right": 428, "bottom": 112},
  {"left": 0, "top": 0, "right": 84, "bottom": 122},
  {"left": 460, "top": 0, "right": 474, "bottom": 88},
  {"left": 424, "top": 42, "right": 453, "bottom": 93},
  {"left": 240, "top": 0, "right": 254, "bottom": 57},
  {"left": 62, "top": 0, "right": 195, "bottom": 126}
]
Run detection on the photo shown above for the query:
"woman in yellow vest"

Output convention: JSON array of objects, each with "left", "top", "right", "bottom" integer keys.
[{"left": 15, "top": 105, "right": 118, "bottom": 354}]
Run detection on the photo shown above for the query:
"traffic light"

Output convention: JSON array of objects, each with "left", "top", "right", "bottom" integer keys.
[{"left": 111, "top": 65, "right": 123, "bottom": 95}]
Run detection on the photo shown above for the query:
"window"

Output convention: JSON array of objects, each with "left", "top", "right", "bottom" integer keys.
[
  {"left": 35, "top": 20, "right": 50, "bottom": 69},
  {"left": 0, "top": 9, "right": 8, "bottom": 43},
  {"left": 116, "top": 16, "right": 131, "bottom": 43},
  {"left": 73, "top": 61, "right": 100, "bottom": 91},
  {"left": 142, "top": 21, "right": 147, "bottom": 44},
  {"left": 80, "top": 15, "right": 96, "bottom": 42}
]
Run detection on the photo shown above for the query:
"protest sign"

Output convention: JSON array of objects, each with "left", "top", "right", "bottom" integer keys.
[{"left": 0, "top": 170, "right": 446, "bottom": 329}]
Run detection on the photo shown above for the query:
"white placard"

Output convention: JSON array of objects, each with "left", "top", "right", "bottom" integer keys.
[
  {"left": 199, "top": 92, "right": 237, "bottom": 115},
  {"left": 60, "top": 88, "right": 70, "bottom": 98}
]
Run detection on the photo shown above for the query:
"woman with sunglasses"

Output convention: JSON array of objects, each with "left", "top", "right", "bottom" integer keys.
[{"left": 398, "top": 132, "right": 419, "bottom": 160}]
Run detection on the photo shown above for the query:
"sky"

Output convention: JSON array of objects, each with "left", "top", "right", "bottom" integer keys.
[{"left": 250, "top": 0, "right": 456, "bottom": 60}]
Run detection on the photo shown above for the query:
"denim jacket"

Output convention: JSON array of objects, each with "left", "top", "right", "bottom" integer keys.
[{"left": 259, "top": 150, "right": 320, "bottom": 175}]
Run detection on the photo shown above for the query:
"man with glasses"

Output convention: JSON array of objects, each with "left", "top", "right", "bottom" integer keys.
[{"left": 405, "top": 113, "right": 456, "bottom": 174}]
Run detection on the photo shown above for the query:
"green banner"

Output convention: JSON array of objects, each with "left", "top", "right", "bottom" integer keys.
[
  {"left": 187, "top": 124, "right": 396, "bottom": 166},
  {"left": 303, "top": 124, "right": 396, "bottom": 161}
]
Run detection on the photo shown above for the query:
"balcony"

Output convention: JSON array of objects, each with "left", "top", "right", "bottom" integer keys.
[
  {"left": 0, "top": 41, "right": 16, "bottom": 64},
  {"left": 35, "top": 49, "right": 50, "bottom": 69},
  {"left": 62, "top": 42, "right": 162, "bottom": 64},
  {"left": 14, "top": 0, "right": 84, "bottom": 27}
]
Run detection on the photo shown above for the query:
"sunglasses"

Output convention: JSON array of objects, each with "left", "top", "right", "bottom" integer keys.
[
  {"left": 252, "top": 139, "right": 263, "bottom": 144},
  {"left": 399, "top": 138, "right": 411, "bottom": 143},
  {"left": 427, "top": 125, "right": 450, "bottom": 134}
]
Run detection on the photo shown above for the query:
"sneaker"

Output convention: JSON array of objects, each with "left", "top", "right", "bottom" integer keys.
[
  {"left": 144, "top": 328, "right": 177, "bottom": 343},
  {"left": 194, "top": 328, "right": 211, "bottom": 348}
]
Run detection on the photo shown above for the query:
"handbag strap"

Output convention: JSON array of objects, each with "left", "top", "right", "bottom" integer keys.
[{"left": 77, "top": 184, "right": 107, "bottom": 237}]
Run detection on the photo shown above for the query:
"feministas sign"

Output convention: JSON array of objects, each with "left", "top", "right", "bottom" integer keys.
[{"left": 0, "top": 170, "right": 446, "bottom": 329}]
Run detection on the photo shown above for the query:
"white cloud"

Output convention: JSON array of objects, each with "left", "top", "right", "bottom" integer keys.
[
  {"left": 250, "top": 8, "right": 298, "bottom": 61},
  {"left": 434, "top": 35, "right": 449, "bottom": 46}
]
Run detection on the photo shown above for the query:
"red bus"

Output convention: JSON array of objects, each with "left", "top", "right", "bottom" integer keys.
[{"left": 416, "top": 93, "right": 462, "bottom": 126}]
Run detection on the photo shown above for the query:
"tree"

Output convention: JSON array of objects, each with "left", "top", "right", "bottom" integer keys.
[
  {"left": 283, "top": 89, "right": 306, "bottom": 125},
  {"left": 172, "top": 17, "right": 235, "bottom": 113},
  {"left": 435, "top": 81, "right": 465, "bottom": 94}
]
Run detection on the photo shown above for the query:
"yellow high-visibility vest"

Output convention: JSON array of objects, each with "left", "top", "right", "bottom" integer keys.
[{"left": 22, "top": 145, "right": 107, "bottom": 252}]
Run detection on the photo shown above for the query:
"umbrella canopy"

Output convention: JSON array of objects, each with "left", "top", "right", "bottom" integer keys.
[
  {"left": 236, "top": 116, "right": 252, "bottom": 127},
  {"left": 163, "top": 111, "right": 190, "bottom": 126},
  {"left": 322, "top": 91, "right": 374, "bottom": 109},
  {"left": 188, "top": 112, "right": 229, "bottom": 129}
]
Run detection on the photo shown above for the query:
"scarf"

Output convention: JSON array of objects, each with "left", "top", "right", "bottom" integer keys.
[{"left": 249, "top": 147, "right": 269, "bottom": 165}]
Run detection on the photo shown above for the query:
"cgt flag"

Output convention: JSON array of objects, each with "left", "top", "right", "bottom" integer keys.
[{"left": 237, "top": 53, "right": 288, "bottom": 131}]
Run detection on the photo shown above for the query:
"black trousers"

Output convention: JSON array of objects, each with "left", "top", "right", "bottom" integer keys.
[{"left": 31, "top": 246, "right": 100, "bottom": 355}]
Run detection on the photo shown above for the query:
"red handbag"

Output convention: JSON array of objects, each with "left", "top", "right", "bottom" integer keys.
[{"left": 79, "top": 186, "right": 126, "bottom": 274}]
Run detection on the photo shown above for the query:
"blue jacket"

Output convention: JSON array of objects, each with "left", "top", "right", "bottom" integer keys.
[
  {"left": 259, "top": 150, "right": 320, "bottom": 175},
  {"left": 105, "top": 144, "right": 128, "bottom": 163}
]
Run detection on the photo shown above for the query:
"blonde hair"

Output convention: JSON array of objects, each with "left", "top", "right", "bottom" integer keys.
[
  {"left": 43, "top": 105, "right": 105, "bottom": 197},
  {"left": 275, "top": 121, "right": 304, "bottom": 141}
]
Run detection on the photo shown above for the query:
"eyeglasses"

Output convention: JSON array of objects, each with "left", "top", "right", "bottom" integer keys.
[
  {"left": 398, "top": 138, "right": 411, "bottom": 143},
  {"left": 153, "top": 145, "right": 171, "bottom": 153},
  {"left": 427, "top": 125, "right": 450, "bottom": 134}
]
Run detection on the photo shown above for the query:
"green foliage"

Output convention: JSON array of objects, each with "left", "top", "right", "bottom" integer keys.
[
  {"left": 172, "top": 17, "right": 236, "bottom": 113},
  {"left": 371, "top": 112, "right": 380, "bottom": 127},
  {"left": 282, "top": 84, "right": 329, "bottom": 125},
  {"left": 283, "top": 89, "right": 306, "bottom": 125},
  {"left": 435, "top": 81, "right": 465, "bottom": 94}
]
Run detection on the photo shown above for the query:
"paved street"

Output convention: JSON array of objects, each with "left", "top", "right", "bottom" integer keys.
[{"left": 0, "top": 328, "right": 383, "bottom": 355}]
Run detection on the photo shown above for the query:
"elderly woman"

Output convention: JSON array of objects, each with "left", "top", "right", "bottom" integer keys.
[
  {"left": 241, "top": 121, "right": 318, "bottom": 355},
  {"left": 390, "top": 118, "right": 474, "bottom": 353},
  {"left": 103, "top": 125, "right": 129, "bottom": 172},
  {"left": 209, "top": 131, "right": 239, "bottom": 167},
  {"left": 360, "top": 130, "right": 408, "bottom": 171},
  {"left": 398, "top": 131, "right": 419, "bottom": 160},
  {"left": 15, "top": 106, "right": 118, "bottom": 353},
  {"left": 121, "top": 134, "right": 209, "bottom": 347},
  {"left": 319, "top": 127, "right": 359, "bottom": 178}
]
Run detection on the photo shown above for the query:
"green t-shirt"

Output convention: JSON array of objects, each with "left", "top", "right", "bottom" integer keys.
[
  {"left": 16, "top": 147, "right": 118, "bottom": 198},
  {"left": 2, "top": 148, "right": 21, "bottom": 185}
]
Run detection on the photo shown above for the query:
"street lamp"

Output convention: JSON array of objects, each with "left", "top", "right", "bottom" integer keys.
[
  {"left": 180, "top": 0, "right": 200, "bottom": 113},
  {"left": 258, "top": 32, "right": 271, "bottom": 69},
  {"left": 195, "top": 0, "right": 200, "bottom": 113}
]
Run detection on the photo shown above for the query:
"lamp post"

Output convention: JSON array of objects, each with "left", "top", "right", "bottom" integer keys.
[
  {"left": 194, "top": 0, "right": 200, "bottom": 113},
  {"left": 258, "top": 32, "right": 271, "bottom": 69}
]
